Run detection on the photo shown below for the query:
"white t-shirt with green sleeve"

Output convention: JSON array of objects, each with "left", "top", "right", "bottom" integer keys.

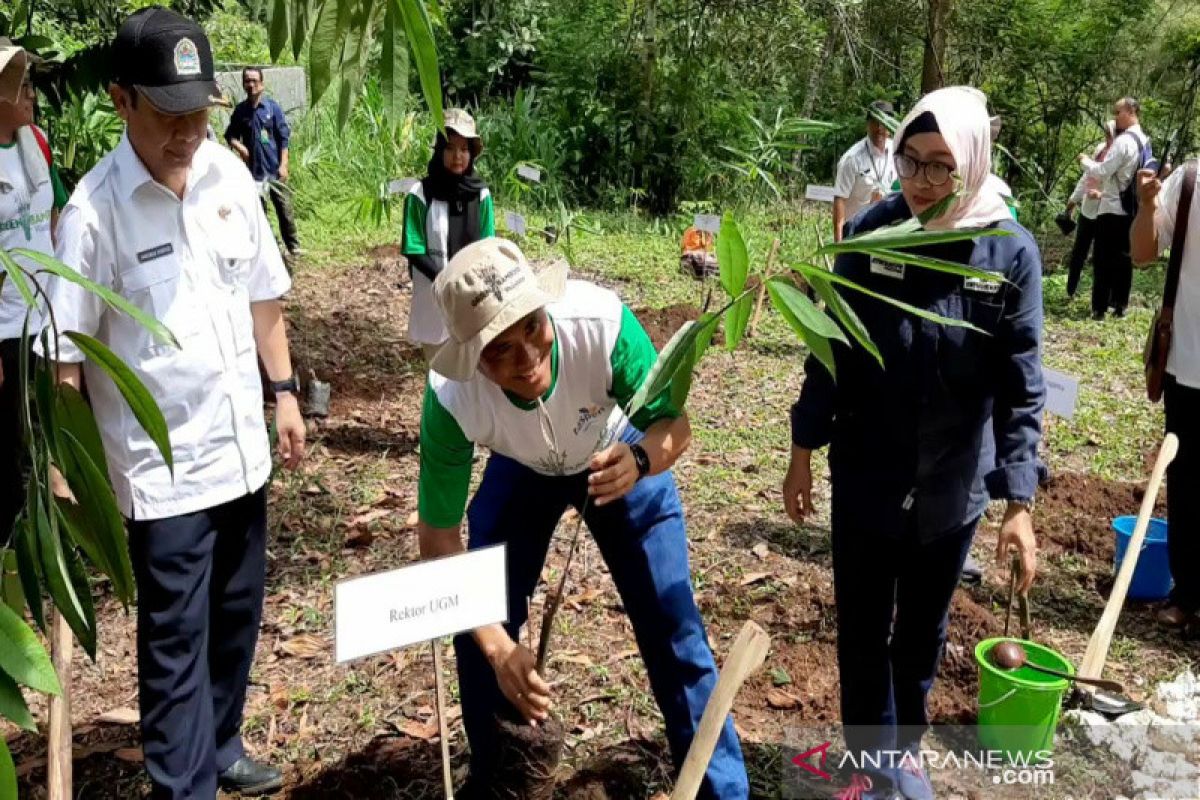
[{"left": 418, "top": 280, "right": 679, "bottom": 528}]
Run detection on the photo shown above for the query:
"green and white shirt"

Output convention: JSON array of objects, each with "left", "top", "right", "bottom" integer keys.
[
  {"left": 419, "top": 280, "right": 677, "bottom": 528},
  {"left": 401, "top": 182, "right": 496, "bottom": 345}
]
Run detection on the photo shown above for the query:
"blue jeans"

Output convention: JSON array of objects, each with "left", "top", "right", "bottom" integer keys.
[{"left": 454, "top": 451, "right": 749, "bottom": 799}]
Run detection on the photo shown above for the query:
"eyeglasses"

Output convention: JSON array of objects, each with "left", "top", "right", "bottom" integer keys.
[{"left": 894, "top": 153, "right": 955, "bottom": 187}]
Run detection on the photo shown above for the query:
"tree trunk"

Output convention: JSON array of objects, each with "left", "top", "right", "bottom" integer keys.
[
  {"left": 921, "top": 0, "right": 950, "bottom": 94},
  {"left": 800, "top": 22, "right": 838, "bottom": 119}
]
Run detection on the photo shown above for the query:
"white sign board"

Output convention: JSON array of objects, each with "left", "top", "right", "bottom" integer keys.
[
  {"left": 504, "top": 211, "right": 527, "bottom": 236},
  {"left": 805, "top": 184, "right": 838, "bottom": 203},
  {"left": 334, "top": 545, "right": 508, "bottom": 663},
  {"left": 1043, "top": 367, "right": 1080, "bottom": 420},
  {"left": 693, "top": 214, "right": 722, "bottom": 234},
  {"left": 516, "top": 164, "right": 542, "bottom": 183},
  {"left": 387, "top": 177, "right": 419, "bottom": 196}
]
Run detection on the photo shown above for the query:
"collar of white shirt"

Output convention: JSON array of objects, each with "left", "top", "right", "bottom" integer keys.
[{"left": 112, "top": 131, "right": 220, "bottom": 201}]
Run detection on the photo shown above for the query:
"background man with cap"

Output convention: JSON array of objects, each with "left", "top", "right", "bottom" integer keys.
[
  {"left": 401, "top": 108, "right": 495, "bottom": 352},
  {"left": 415, "top": 237, "right": 749, "bottom": 798},
  {"left": 0, "top": 36, "right": 68, "bottom": 560},
  {"left": 225, "top": 66, "right": 300, "bottom": 262},
  {"left": 40, "top": 7, "right": 304, "bottom": 797},
  {"left": 832, "top": 100, "right": 897, "bottom": 242}
]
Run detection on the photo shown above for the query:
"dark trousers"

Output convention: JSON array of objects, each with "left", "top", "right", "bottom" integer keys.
[
  {"left": 1066, "top": 215, "right": 1098, "bottom": 298},
  {"left": 128, "top": 489, "right": 268, "bottom": 800},
  {"left": 0, "top": 339, "right": 25, "bottom": 547},
  {"left": 1165, "top": 375, "right": 1200, "bottom": 612},
  {"left": 454, "top": 450, "right": 749, "bottom": 799},
  {"left": 1092, "top": 213, "right": 1134, "bottom": 315},
  {"left": 831, "top": 516, "right": 976, "bottom": 764},
  {"left": 263, "top": 183, "right": 299, "bottom": 255}
]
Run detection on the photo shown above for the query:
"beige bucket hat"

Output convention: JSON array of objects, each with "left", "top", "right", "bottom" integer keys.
[
  {"left": 443, "top": 107, "right": 483, "bottom": 157},
  {"left": 430, "top": 238, "right": 567, "bottom": 382},
  {"left": 0, "top": 38, "right": 29, "bottom": 105}
]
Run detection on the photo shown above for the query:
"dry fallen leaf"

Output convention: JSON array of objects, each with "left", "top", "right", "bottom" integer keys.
[
  {"left": 115, "top": 747, "right": 144, "bottom": 763},
  {"left": 399, "top": 718, "right": 439, "bottom": 741},
  {"left": 348, "top": 508, "right": 391, "bottom": 528},
  {"left": 97, "top": 707, "right": 140, "bottom": 725},
  {"left": 752, "top": 542, "right": 770, "bottom": 560},
  {"left": 277, "top": 634, "right": 326, "bottom": 660},
  {"left": 405, "top": 510, "right": 420, "bottom": 528},
  {"left": 739, "top": 571, "right": 771, "bottom": 587},
  {"left": 555, "top": 652, "right": 594, "bottom": 668},
  {"left": 766, "top": 688, "right": 802, "bottom": 710},
  {"left": 565, "top": 588, "right": 603, "bottom": 611}
]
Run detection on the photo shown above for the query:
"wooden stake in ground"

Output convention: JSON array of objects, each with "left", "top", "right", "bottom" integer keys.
[
  {"left": 432, "top": 641, "right": 454, "bottom": 800},
  {"left": 1078, "top": 433, "right": 1178, "bottom": 682},
  {"left": 748, "top": 238, "right": 781, "bottom": 338},
  {"left": 671, "top": 622, "right": 770, "bottom": 800},
  {"left": 48, "top": 611, "right": 73, "bottom": 800}
]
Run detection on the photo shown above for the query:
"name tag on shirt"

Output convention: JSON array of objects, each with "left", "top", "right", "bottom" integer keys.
[
  {"left": 963, "top": 276, "right": 1002, "bottom": 295},
  {"left": 137, "top": 243, "right": 174, "bottom": 263},
  {"left": 870, "top": 258, "right": 905, "bottom": 280}
]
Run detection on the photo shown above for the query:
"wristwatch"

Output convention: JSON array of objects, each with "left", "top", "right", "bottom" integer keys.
[
  {"left": 630, "top": 443, "right": 651, "bottom": 478},
  {"left": 270, "top": 374, "right": 301, "bottom": 396},
  {"left": 1008, "top": 497, "right": 1035, "bottom": 514}
]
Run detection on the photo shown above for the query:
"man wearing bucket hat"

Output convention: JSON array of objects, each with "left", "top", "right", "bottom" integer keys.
[
  {"left": 401, "top": 108, "right": 495, "bottom": 352},
  {"left": 39, "top": 7, "right": 303, "bottom": 797},
  {"left": 1, "top": 36, "right": 69, "bottom": 572},
  {"left": 415, "top": 237, "right": 749, "bottom": 798}
]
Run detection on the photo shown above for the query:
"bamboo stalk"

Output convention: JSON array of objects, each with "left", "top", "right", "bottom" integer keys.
[
  {"left": 748, "top": 238, "right": 781, "bottom": 338},
  {"left": 432, "top": 641, "right": 454, "bottom": 800},
  {"left": 48, "top": 611, "right": 72, "bottom": 800}
]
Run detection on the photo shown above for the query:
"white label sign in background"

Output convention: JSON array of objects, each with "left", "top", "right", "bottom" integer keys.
[
  {"left": 516, "top": 164, "right": 542, "bottom": 183},
  {"left": 1043, "top": 367, "right": 1080, "bottom": 419},
  {"left": 334, "top": 545, "right": 508, "bottom": 663},
  {"left": 693, "top": 214, "right": 722, "bottom": 234},
  {"left": 805, "top": 184, "right": 838, "bottom": 203},
  {"left": 387, "top": 177, "right": 418, "bottom": 196},
  {"left": 504, "top": 211, "right": 527, "bottom": 235}
]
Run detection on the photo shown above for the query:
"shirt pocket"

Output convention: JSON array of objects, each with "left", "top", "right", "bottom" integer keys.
[
  {"left": 212, "top": 235, "right": 258, "bottom": 357},
  {"left": 116, "top": 257, "right": 201, "bottom": 356}
]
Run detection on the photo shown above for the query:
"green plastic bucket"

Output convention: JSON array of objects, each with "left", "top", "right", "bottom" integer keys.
[{"left": 975, "top": 638, "right": 1073, "bottom": 762}]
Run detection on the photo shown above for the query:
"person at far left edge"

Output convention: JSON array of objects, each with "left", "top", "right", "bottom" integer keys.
[{"left": 37, "top": 7, "right": 305, "bottom": 798}]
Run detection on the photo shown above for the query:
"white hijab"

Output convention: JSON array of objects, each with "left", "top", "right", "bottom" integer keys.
[{"left": 894, "top": 86, "right": 1014, "bottom": 231}]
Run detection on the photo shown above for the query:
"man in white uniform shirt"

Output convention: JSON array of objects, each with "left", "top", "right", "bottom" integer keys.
[
  {"left": 832, "top": 100, "right": 897, "bottom": 242},
  {"left": 1080, "top": 97, "right": 1152, "bottom": 319},
  {"left": 41, "top": 8, "right": 304, "bottom": 797},
  {"left": 1133, "top": 161, "right": 1200, "bottom": 633}
]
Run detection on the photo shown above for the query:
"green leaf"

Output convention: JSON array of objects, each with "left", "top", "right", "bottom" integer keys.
[
  {"left": 850, "top": 248, "right": 1011, "bottom": 284},
  {"left": 308, "top": 0, "right": 341, "bottom": 104},
  {"left": 669, "top": 312, "right": 717, "bottom": 410},
  {"left": 337, "top": 74, "right": 354, "bottom": 130},
  {"left": 397, "top": 0, "right": 443, "bottom": 129},
  {"left": 291, "top": 0, "right": 310, "bottom": 61},
  {"left": 818, "top": 219, "right": 1011, "bottom": 255},
  {"left": 0, "top": 666, "right": 36, "bottom": 731},
  {"left": 793, "top": 264, "right": 985, "bottom": 333},
  {"left": 625, "top": 315, "right": 720, "bottom": 420},
  {"left": 724, "top": 293, "right": 753, "bottom": 352},
  {"left": 805, "top": 270, "right": 882, "bottom": 367},
  {"left": 717, "top": 214, "right": 749, "bottom": 296},
  {"left": 54, "top": 384, "right": 105, "bottom": 478},
  {"left": 0, "top": 734, "right": 15, "bottom": 800},
  {"left": 380, "top": 0, "right": 409, "bottom": 119},
  {"left": 269, "top": 0, "right": 290, "bottom": 61},
  {"left": 0, "top": 250, "right": 36, "bottom": 311},
  {"left": 12, "top": 517, "right": 43, "bottom": 632},
  {"left": 14, "top": 249, "right": 178, "bottom": 348},
  {"left": 0, "top": 552, "right": 22, "bottom": 615},
  {"left": 0, "top": 602, "right": 60, "bottom": 695},
  {"left": 33, "top": 493, "right": 94, "bottom": 658},
  {"left": 63, "top": 332, "right": 173, "bottom": 476},
  {"left": 767, "top": 278, "right": 844, "bottom": 379}
]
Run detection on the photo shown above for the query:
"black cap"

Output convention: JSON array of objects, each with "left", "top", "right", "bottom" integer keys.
[{"left": 113, "top": 6, "right": 223, "bottom": 115}]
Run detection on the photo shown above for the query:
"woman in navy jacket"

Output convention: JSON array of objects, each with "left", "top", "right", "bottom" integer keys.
[{"left": 783, "top": 87, "right": 1045, "bottom": 800}]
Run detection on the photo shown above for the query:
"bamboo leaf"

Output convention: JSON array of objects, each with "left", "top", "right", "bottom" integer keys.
[
  {"left": 0, "top": 250, "right": 35, "bottom": 311},
  {"left": 396, "top": 0, "right": 443, "bottom": 128},
  {"left": 0, "top": 601, "right": 60, "bottom": 695},
  {"left": 308, "top": 0, "right": 340, "bottom": 104},
  {"left": 724, "top": 293, "right": 753, "bottom": 352},
  {"left": 767, "top": 278, "right": 847, "bottom": 343},
  {"left": 380, "top": 0, "right": 409, "bottom": 119},
  {"left": 291, "top": 0, "right": 310, "bottom": 61},
  {"left": 669, "top": 312, "right": 717, "bottom": 410},
  {"left": 14, "top": 249, "right": 177, "bottom": 347},
  {"left": 818, "top": 220, "right": 1010, "bottom": 255},
  {"left": 806, "top": 270, "right": 882, "bottom": 367},
  {"left": 767, "top": 278, "right": 843, "bottom": 379},
  {"left": 33, "top": 493, "right": 94, "bottom": 658},
  {"left": 0, "top": 657, "right": 36, "bottom": 731},
  {"left": 626, "top": 315, "right": 719, "bottom": 420},
  {"left": 269, "top": 0, "right": 290, "bottom": 61},
  {"left": 792, "top": 264, "right": 985, "bottom": 333},
  {"left": 54, "top": 384, "right": 105, "bottom": 477},
  {"left": 717, "top": 213, "right": 749, "bottom": 296},
  {"left": 851, "top": 248, "right": 1011, "bottom": 284},
  {"left": 63, "top": 333, "right": 173, "bottom": 475},
  {"left": 0, "top": 730, "right": 15, "bottom": 800},
  {"left": 12, "top": 516, "right": 43, "bottom": 632}
]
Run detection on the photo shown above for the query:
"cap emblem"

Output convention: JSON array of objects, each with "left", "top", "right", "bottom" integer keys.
[{"left": 174, "top": 38, "right": 201, "bottom": 76}]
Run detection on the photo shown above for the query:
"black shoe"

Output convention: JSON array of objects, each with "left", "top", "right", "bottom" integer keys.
[
  {"left": 1112, "top": 307, "right": 1126, "bottom": 318},
  {"left": 218, "top": 757, "right": 283, "bottom": 796},
  {"left": 1091, "top": 310, "right": 1105, "bottom": 321}
]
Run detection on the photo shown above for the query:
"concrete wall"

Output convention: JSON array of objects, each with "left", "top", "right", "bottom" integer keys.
[{"left": 210, "top": 66, "right": 308, "bottom": 135}]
